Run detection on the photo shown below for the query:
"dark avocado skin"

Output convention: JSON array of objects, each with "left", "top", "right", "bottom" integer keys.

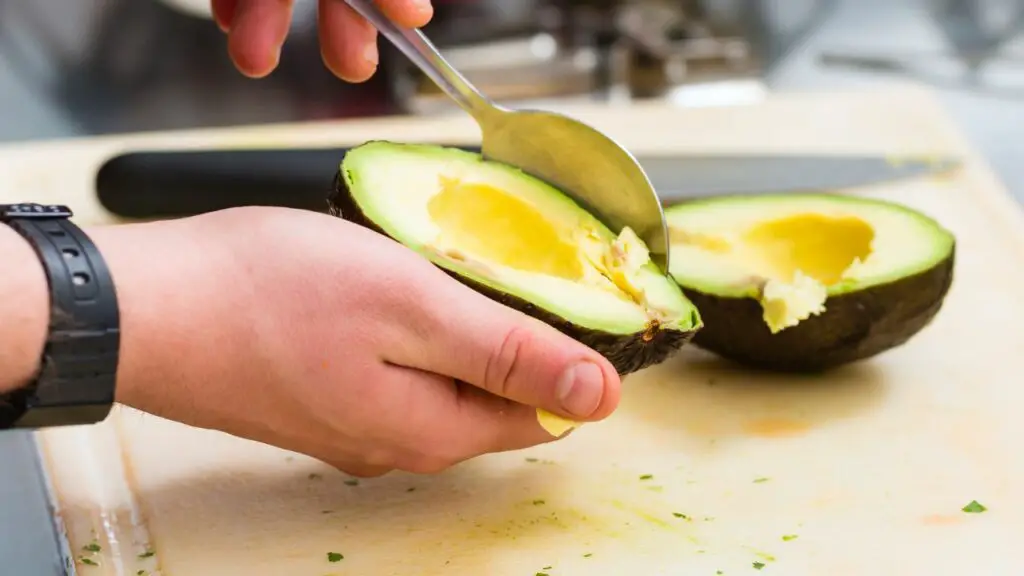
[
  {"left": 681, "top": 248, "right": 955, "bottom": 373},
  {"left": 326, "top": 169, "right": 699, "bottom": 376}
]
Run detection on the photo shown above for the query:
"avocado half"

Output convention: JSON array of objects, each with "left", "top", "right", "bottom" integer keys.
[
  {"left": 327, "top": 141, "right": 703, "bottom": 434},
  {"left": 664, "top": 192, "right": 956, "bottom": 372}
]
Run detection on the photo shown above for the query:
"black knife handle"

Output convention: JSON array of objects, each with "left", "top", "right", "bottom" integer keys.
[{"left": 95, "top": 145, "right": 482, "bottom": 219}]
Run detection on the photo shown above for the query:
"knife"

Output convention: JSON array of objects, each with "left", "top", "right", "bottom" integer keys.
[{"left": 93, "top": 146, "right": 961, "bottom": 219}]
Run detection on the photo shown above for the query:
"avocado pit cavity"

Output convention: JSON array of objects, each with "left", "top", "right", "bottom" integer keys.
[
  {"left": 427, "top": 175, "right": 585, "bottom": 280},
  {"left": 426, "top": 173, "right": 659, "bottom": 316}
]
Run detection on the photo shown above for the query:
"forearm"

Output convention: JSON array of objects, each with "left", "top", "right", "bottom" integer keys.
[{"left": 0, "top": 224, "right": 49, "bottom": 394}]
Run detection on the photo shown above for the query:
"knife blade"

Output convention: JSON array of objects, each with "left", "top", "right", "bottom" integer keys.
[
  {"left": 643, "top": 154, "right": 961, "bottom": 205},
  {"left": 93, "top": 147, "right": 961, "bottom": 219}
]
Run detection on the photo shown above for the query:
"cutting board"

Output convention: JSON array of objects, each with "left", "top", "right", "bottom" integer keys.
[{"left": 5, "top": 83, "right": 1024, "bottom": 576}]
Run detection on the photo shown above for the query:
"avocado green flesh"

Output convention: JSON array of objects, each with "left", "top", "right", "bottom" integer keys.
[
  {"left": 665, "top": 193, "right": 955, "bottom": 372},
  {"left": 328, "top": 141, "right": 702, "bottom": 367}
]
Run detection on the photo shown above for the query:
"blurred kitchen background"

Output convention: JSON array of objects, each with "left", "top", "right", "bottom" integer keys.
[{"left": 1, "top": 0, "right": 1023, "bottom": 194}]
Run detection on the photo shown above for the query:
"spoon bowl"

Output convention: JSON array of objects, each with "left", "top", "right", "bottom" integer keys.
[{"left": 344, "top": 0, "right": 670, "bottom": 273}]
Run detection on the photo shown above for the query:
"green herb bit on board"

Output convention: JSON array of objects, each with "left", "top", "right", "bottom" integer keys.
[{"left": 962, "top": 500, "right": 987, "bottom": 513}]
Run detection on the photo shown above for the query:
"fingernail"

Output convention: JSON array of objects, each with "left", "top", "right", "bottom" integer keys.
[
  {"left": 412, "top": 0, "right": 434, "bottom": 17},
  {"left": 363, "top": 43, "right": 379, "bottom": 67},
  {"left": 556, "top": 361, "right": 605, "bottom": 417}
]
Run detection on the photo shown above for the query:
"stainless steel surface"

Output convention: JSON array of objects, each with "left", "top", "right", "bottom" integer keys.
[
  {"left": 765, "top": 0, "right": 1024, "bottom": 200},
  {"left": 345, "top": 0, "right": 670, "bottom": 273},
  {"left": 391, "top": 0, "right": 815, "bottom": 112},
  {"left": 645, "top": 153, "right": 963, "bottom": 201},
  {"left": 816, "top": 0, "right": 1024, "bottom": 99},
  {"left": 0, "top": 431, "right": 72, "bottom": 576}
]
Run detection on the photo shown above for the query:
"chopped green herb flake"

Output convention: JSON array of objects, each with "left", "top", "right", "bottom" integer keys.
[
  {"left": 308, "top": 473, "right": 323, "bottom": 480},
  {"left": 321, "top": 510, "right": 333, "bottom": 514},
  {"left": 962, "top": 500, "right": 987, "bottom": 513},
  {"left": 672, "top": 512, "right": 690, "bottom": 520},
  {"left": 138, "top": 550, "right": 155, "bottom": 559},
  {"left": 137, "top": 571, "right": 147, "bottom": 576},
  {"left": 704, "top": 516, "right": 715, "bottom": 521},
  {"left": 327, "top": 552, "right": 344, "bottom": 562},
  {"left": 542, "top": 566, "right": 552, "bottom": 570},
  {"left": 525, "top": 457, "right": 539, "bottom": 463},
  {"left": 717, "top": 571, "right": 724, "bottom": 575},
  {"left": 782, "top": 534, "right": 798, "bottom": 541},
  {"left": 753, "top": 477, "right": 770, "bottom": 483},
  {"left": 639, "top": 474, "right": 654, "bottom": 480},
  {"left": 407, "top": 487, "right": 416, "bottom": 492},
  {"left": 535, "top": 573, "right": 549, "bottom": 576},
  {"left": 753, "top": 561, "right": 765, "bottom": 570},
  {"left": 583, "top": 553, "right": 593, "bottom": 558},
  {"left": 83, "top": 542, "right": 101, "bottom": 553},
  {"left": 343, "top": 479, "right": 359, "bottom": 486},
  {"left": 533, "top": 499, "right": 546, "bottom": 506},
  {"left": 79, "top": 557, "right": 99, "bottom": 566}
]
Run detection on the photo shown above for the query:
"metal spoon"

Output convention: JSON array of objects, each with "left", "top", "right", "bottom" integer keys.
[{"left": 343, "top": 0, "right": 670, "bottom": 273}]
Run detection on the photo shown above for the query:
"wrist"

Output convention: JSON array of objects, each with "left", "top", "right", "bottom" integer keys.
[
  {"left": 83, "top": 217, "right": 238, "bottom": 417},
  {"left": 82, "top": 221, "right": 175, "bottom": 412},
  {"left": 0, "top": 224, "right": 49, "bottom": 394}
]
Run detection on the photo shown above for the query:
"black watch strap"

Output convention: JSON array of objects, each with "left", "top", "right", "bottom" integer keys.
[{"left": 0, "top": 203, "right": 121, "bottom": 429}]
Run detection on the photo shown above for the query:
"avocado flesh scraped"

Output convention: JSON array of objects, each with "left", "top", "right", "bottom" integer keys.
[
  {"left": 665, "top": 193, "right": 955, "bottom": 372},
  {"left": 328, "top": 142, "right": 702, "bottom": 436}
]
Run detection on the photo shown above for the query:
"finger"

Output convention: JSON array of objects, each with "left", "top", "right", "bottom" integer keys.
[
  {"left": 382, "top": 364, "right": 555, "bottom": 471},
  {"left": 318, "top": 0, "right": 378, "bottom": 82},
  {"left": 210, "top": 0, "right": 238, "bottom": 32},
  {"left": 385, "top": 275, "right": 622, "bottom": 424},
  {"left": 375, "top": 0, "right": 433, "bottom": 28},
  {"left": 227, "top": 0, "right": 294, "bottom": 78}
]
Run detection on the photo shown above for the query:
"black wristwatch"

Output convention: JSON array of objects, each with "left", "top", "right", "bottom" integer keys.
[{"left": 0, "top": 203, "right": 121, "bottom": 430}]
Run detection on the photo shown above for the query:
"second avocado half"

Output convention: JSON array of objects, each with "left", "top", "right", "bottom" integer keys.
[{"left": 664, "top": 192, "right": 956, "bottom": 372}]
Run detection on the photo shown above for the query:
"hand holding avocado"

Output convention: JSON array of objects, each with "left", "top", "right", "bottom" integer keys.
[
  {"left": 0, "top": 207, "right": 619, "bottom": 476},
  {"left": 211, "top": 0, "right": 433, "bottom": 82}
]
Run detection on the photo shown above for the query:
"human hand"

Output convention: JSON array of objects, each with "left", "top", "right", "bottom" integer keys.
[
  {"left": 93, "top": 206, "right": 620, "bottom": 477},
  {"left": 211, "top": 0, "right": 433, "bottom": 82}
]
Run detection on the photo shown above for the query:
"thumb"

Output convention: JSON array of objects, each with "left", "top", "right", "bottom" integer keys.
[{"left": 392, "top": 279, "right": 623, "bottom": 424}]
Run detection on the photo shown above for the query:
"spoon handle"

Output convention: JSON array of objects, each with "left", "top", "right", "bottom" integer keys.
[{"left": 343, "top": 0, "right": 493, "bottom": 118}]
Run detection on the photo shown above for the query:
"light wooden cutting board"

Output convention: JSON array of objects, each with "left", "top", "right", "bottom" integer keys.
[{"left": 4, "top": 83, "right": 1024, "bottom": 576}]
